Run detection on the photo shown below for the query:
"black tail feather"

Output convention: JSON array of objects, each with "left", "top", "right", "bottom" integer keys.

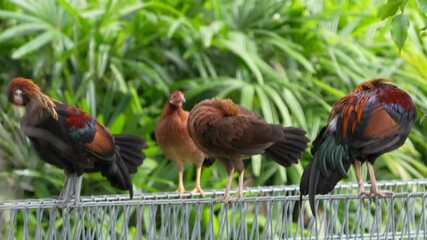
[
  {"left": 114, "top": 134, "right": 147, "bottom": 173},
  {"left": 98, "top": 134, "right": 147, "bottom": 199},
  {"left": 264, "top": 127, "right": 309, "bottom": 167},
  {"left": 299, "top": 156, "right": 351, "bottom": 216}
]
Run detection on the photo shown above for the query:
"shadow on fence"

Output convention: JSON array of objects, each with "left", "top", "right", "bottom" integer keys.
[{"left": 0, "top": 180, "right": 426, "bottom": 239}]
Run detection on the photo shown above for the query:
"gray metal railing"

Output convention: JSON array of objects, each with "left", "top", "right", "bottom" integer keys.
[{"left": 1, "top": 179, "right": 426, "bottom": 239}]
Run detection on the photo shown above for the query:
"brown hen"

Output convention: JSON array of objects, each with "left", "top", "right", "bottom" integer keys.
[
  {"left": 155, "top": 91, "right": 214, "bottom": 196},
  {"left": 187, "top": 98, "right": 309, "bottom": 202}
]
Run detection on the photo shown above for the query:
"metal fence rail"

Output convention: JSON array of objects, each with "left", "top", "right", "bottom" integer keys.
[{"left": 0, "top": 179, "right": 426, "bottom": 239}]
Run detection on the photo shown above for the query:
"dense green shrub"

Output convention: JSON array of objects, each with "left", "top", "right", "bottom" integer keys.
[{"left": 0, "top": 0, "right": 426, "bottom": 201}]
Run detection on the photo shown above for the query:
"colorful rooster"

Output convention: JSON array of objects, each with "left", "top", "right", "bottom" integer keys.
[
  {"left": 300, "top": 79, "right": 416, "bottom": 214},
  {"left": 7, "top": 78, "right": 147, "bottom": 202}
]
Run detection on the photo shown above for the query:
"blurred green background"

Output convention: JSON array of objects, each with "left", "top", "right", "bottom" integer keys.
[{"left": 0, "top": 0, "right": 426, "bottom": 201}]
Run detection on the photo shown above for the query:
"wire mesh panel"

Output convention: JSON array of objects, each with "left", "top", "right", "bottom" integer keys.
[{"left": 0, "top": 180, "right": 426, "bottom": 239}]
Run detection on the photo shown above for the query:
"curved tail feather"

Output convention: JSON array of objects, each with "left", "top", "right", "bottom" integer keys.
[
  {"left": 97, "top": 134, "right": 147, "bottom": 199},
  {"left": 300, "top": 155, "right": 352, "bottom": 215}
]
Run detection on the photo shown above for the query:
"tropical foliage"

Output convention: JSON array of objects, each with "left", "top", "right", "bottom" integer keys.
[{"left": 0, "top": 0, "right": 426, "bottom": 203}]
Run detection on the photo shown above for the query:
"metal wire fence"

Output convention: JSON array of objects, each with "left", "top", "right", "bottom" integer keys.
[{"left": 0, "top": 179, "right": 426, "bottom": 239}]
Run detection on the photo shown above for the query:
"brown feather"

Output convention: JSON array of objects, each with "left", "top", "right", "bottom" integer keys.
[
  {"left": 155, "top": 92, "right": 207, "bottom": 166},
  {"left": 187, "top": 98, "right": 307, "bottom": 168},
  {"left": 85, "top": 123, "right": 115, "bottom": 159},
  {"left": 362, "top": 103, "right": 400, "bottom": 138}
]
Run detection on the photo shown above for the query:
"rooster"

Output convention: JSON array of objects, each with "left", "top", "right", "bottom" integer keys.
[
  {"left": 155, "top": 91, "right": 214, "bottom": 197},
  {"left": 187, "top": 98, "right": 309, "bottom": 202},
  {"left": 300, "top": 79, "right": 416, "bottom": 215},
  {"left": 7, "top": 78, "right": 147, "bottom": 202}
]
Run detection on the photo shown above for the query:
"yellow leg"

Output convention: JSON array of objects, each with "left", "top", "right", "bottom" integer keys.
[
  {"left": 176, "top": 166, "right": 185, "bottom": 194},
  {"left": 191, "top": 165, "right": 205, "bottom": 197}
]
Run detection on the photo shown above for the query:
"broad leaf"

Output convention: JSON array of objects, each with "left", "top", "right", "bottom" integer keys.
[
  {"left": 377, "top": 0, "right": 404, "bottom": 20},
  {"left": 391, "top": 14, "right": 409, "bottom": 51}
]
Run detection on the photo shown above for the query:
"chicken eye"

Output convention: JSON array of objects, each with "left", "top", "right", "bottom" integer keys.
[{"left": 13, "top": 89, "right": 25, "bottom": 105}]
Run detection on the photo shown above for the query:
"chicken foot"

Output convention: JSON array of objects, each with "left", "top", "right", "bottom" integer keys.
[{"left": 356, "top": 161, "right": 393, "bottom": 197}]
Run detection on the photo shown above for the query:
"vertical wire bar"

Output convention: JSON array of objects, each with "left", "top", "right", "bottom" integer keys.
[
  {"left": 181, "top": 203, "right": 190, "bottom": 240},
  {"left": 275, "top": 199, "right": 284, "bottom": 239},
  {"left": 406, "top": 195, "right": 411, "bottom": 240},
  {"left": 245, "top": 201, "right": 251, "bottom": 239},
  {"left": 83, "top": 207, "right": 91, "bottom": 240},
  {"left": 389, "top": 196, "right": 395, "bottom": 240},
  {"left": 35, "top": 208, "right": 44, "bottom": 240},
  {"left": 424, "top": 195, "right": 427, "bottom": 240},
  {"left": 171, "top": 204, "right": 179, "bottom": 239},
  {"left": 120, "top": 205, "right": 130, "bottom": 240},
  {"left": 61, "top": 207, "right": 71, "bottom": 240},
  {"left": 341, "top": 196, "right": 350, "bottom": 239},
  {"left": 296, "top": 199, "right": 305, "bottom": 240},
  {"left": 47, "top": 207, "right": 57, "bottom": 240},
  {"left": 109, "top": 206, "right": 116, "bottom": 240},
  {"left": 190, "top": 202, "right": 203, "bottom": 240},
  {"left": 249, "top": 201, "right": 261, "bottom": 240},
  {"left": 8, "top": 209, "right": 17, "bottom": 240},
  {"left": 217, "top": 203, "right": 229, "bottom": 240},
  {"left": 87, "top": 207, "right": 96, "bottom": 240},
  {"left": 148, "top": 204, "right": 157, "bottom": 240},
  {"left": 134, "top": 205, "right": 142, "bottom": 240},
  {"left": 0, "top": 210, "right": 3, "bottom": 237},
  {"left": 261, "top": 200, "right": 273, "bottom": 239},
  {"left": 23, "top": 208, "right": 29, "bottom": 240},
  {"left": 287, "top": 200, "right": 295, "bottom": 240},
  {"left": 231, "top": 202, "right": 238, "bottom": 239},
  {"left": 73, "top": 206, "right": 84, "bottom": 240},
  {"left": 416, "top": 195, "right": 427, "bottom": 239},
  {"left": 204, "top": 203, "right": 215, "bottom": 240},
  {"left": 159, "top": 204, "right": 169, "bottom": 239}
]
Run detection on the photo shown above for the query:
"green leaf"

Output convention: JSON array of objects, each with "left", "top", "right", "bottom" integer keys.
[
  {"left": 416, "top": 0, "right": 427, "bottom": 14},
  {"left": 216, "top": 35, "right": 264, "bottom": 84},
  {"left": 0, "top": 23, "right": 46, "bottom": 42},
  {"left": 12, "top": 31, "right": 53, "bottom": 59},
  {"left": 251, "top": 155, "right": 262, "bottom": 177},
  {"left": 391, "top": 14, "right": 409, "bottom": 51},
  {"left": 110, "top": 113, "right": 126, "bottom": 134},
  {"left": 255, "top": 86, "right": 273, "bottom": 123},
  {"left": 240, "top": 85, "right": 254, "bottom": 109},
  {"left": 377, "top": 0, "right": 405, "bottom": 20}
]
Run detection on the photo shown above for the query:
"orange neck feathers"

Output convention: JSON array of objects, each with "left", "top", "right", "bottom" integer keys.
[{"left": 8, "top": 78, "right": 58, "bottom": 120}]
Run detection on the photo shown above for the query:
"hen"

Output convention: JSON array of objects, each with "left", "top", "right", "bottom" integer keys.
[
  {"left": 187, "top": 98, "right": 309, "bottom": 202},
  {"left": 300, "top": 79, "right": 416, "bottom": 215},
  {"left": 7, "top": 78, "right": 147, "bottom": 202},
  {"left": 155, "top": 91, "right": 214, "bottom": 196}
]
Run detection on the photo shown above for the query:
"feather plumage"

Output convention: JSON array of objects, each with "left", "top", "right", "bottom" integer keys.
[
  {"left": 187, "top": 98, "right": 309, "bottom": 201},
  {"left": 300, "top": 79, "right": 416, "bottom": 215},
  {"left": 155, "top": 91, "right": 213, "bottom": 196},
  {"left": 7, "top": 78, "right": 147, "bottom": 200}
]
